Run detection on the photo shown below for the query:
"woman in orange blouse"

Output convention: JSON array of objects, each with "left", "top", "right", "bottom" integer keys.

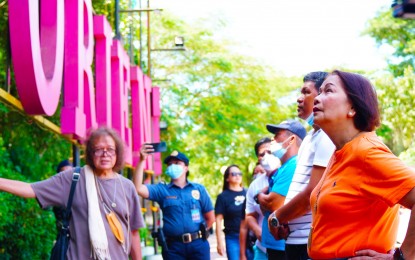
[{"left": 309, "top": 70, "right": 415, "bottom": 259}]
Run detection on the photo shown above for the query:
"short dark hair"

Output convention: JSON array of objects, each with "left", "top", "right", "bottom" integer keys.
[
  {"left": 222, "top": 164, "right": 240, "bottom": 191},
  {"left": 252, "top": 162, "right": 262, "bottom": 176},
  {"left": 85, "top": 127, "right": 125, "bottom": 172},
  {"left": 303, "top": 71, "right": 328, "bottom": 91},
  {"left": 331, "top": 70, "right": 380, "bottom": 132},
  {"left": 254, "top": 137, "right": 271, "bottom": 157},
  {"left": 56, "top": 159, "right": 71, "bottom": 173}
]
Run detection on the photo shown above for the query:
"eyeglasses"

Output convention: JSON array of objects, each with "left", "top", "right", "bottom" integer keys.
[
  {"left": 231, "top": 172, "right": 243, "bottom": 177},
  {"left": 94, "top": 147, "right": 116, "bottom": 157}
]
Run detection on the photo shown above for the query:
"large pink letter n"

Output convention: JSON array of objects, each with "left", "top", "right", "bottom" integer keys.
[{"left": 9, "top": 0, "right": 65, "bottom": 115}]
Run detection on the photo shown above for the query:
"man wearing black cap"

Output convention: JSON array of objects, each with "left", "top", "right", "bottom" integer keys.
[
  {"left": 134, "top": 145, "right": 214, "bottom": 260},
  {"left": 255, "top": 120, "right": 306, "bottom": 260}
]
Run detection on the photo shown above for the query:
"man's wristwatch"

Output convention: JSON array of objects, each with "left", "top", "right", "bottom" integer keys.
[
  {"left": 270, "top": 212, "right": 280, "bottom": 227},
  {"left": 394, "top": 248, "right": 405, "bottom": 260}
]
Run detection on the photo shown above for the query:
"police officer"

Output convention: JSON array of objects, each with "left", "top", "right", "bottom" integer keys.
[{"left": 134, "top": 144, "right": 215, "bottom": 260}]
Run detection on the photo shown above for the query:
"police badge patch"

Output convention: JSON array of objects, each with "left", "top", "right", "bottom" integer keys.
[{"left": 191, "top": 190, "right": 200, "bottom": 200}]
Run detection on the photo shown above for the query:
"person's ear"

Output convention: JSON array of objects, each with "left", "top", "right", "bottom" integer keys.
[{"left": 347, "top": 108, "right": 356, "bottom": 117}]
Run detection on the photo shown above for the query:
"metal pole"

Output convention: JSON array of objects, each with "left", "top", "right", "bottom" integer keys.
[
  {"left": 139, "top": 0, "right": 143, "bottom": 68},
  {"left": 72, "top": 144, "right": 80, "bottom": 167},
  {"left": 115, "top": 0, "right": 121, "bottom": 39},
  {"left": 147, "top": 0, "right": 151, "bottom": 76},
  {"left": 128, "top": 1, "right": 134, "bottom": 63},
  {"left": 5, "top": 23, "right": 11, "bottom": 92}
]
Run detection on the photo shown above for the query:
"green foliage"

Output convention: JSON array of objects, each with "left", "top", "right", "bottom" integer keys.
[
  {"left": 147, "top": 12, "right": 301, "bottom": 198},
  {"left": 364, "top": 7, "right": 415, "bottom": 76},
  {"left": 365, "top": 8, "right": 415, "bottom": 161},
  {"left": 372, "top": 67, "right": 415, "bottom": 155},
  {"left": 0, "top": 111, "right": 72, "bottom": 259},
  {"left": 5, "top": 1, "right": 415, "bottom": 258},
  {"left": 0, "top": 2, "right": 67, "bottom": 257},
  {"left": 399, "top": 146, "right": 415, "bottom": 166}
]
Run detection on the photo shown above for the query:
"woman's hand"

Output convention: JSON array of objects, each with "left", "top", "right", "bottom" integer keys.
[
  {"left": 351, "top": 249, "right": 393, "bottom": 259},
  {"left": 217, "top": 241, "right": 225, "bottom": 256}
]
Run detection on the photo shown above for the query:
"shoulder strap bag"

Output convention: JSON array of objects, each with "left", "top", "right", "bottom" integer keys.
[{"left": 50, "top": 166, "right": 80, "bottom": 260}]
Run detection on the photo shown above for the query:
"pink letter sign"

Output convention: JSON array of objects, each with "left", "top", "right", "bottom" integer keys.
[
  {"left": 94, "top": 15, "right": 113, "bottom": 127},
  {"left": 8, "top": 0, "right": 64, "bottom": 115},
  {"left": 111, "top": 40, "right": 133, "bottom": 164},
  {"left": 131, "top": 66, "right": 145, "bottom": 167},
  {"left": 61, "top": 0, "right": 97, "bottom": 139}
]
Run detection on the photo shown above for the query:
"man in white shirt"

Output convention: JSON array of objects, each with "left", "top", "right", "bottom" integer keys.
[
  {"left": 245, "top": 137, "right": 279, "bottom": 260},
  {"left": 268, "top": 71, "right": 335, "bottom": 259}
]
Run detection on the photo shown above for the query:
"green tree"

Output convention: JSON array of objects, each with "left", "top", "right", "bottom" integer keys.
[
  {"left": 146, "top": 13, "right": 300, "bottom": 197},
  {"left": 372, "top": 67, "right": 415, "bottom": 155},
  {"left": 0, "top": 106, "right": 72, "bottom": 259},
  {"left": 364, "top": 7, "right": 415, "bottom": 76},
  {"left": 364, "top": 7, "right": 415, "bottom": 162},
  {"left": 0, "top": 1, "right": 301, "bottom": 257}
]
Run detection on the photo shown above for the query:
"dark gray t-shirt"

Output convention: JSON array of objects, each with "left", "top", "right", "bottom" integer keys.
[{"left": 31, "top": 167, "right": 145, "bottom": 259}]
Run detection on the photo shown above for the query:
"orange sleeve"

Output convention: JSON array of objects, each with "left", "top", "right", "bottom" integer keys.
[{"left": 360, "top": 145, "right": 415, "bottom": 206}]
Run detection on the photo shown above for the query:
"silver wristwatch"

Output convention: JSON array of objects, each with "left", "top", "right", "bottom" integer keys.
[{"left": 270, "top": 212, "right": 280, "bottom": 227}]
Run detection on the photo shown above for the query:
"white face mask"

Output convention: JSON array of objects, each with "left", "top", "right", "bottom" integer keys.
[
  {"left": 260, "top": 153, "right": 281, "bottom": 172},
  {"left": 270, "top": 136, "right": 293, "bottom": 159},
  {"left": 270, "top": 142, "right": 287, "bottom": 159}
]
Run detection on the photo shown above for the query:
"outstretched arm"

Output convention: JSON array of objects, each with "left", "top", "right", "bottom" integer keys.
[
  {"left": 132, "top": 144, "right": 154, "bottom": 199},
  {"left": 0, "top": 178, "right": 35, "bottom": 198}
]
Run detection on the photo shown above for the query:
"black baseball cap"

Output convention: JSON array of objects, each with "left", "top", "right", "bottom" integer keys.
[
  {"left": 266, "top": 120, "right": 307, "bottom": 140},
  {"left": 56, "top": 159, "right": 72, "bottom": 173},
  {"left": 163, "top": 150, "right": 189, "bottom": 165}
]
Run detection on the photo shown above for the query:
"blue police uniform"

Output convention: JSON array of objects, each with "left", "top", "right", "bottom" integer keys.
[{"left": 146, "top": 150, "right": 214, "bottom": 260}]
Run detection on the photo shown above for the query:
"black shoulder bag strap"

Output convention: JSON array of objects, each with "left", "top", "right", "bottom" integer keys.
[
  {"left": 63, "top": 167, "right": 81, "bottom": 222},
  {"left": 59, "top": 167, "right": 81, "bottom": 259},
  {"left": 51, "top": 167, "right": 80, "bottom": 260}
]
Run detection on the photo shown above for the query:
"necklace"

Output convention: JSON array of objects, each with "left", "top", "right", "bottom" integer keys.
[{"left": 97, "top": 176, "right": 118, "bottom": 208}]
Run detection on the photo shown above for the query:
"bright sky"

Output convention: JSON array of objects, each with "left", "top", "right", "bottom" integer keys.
[{"left": 151, "top": 0, "right": 393, "bottom": 76}]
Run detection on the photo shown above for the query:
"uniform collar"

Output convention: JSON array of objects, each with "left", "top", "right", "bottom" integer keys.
[{"left": 167, "top": 180, "right": 195, "bottom": 188}]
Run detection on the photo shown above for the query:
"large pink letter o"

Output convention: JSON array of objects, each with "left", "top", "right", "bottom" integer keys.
[{"left": 9, "top": 0, "right": 64, "bottom": 115}]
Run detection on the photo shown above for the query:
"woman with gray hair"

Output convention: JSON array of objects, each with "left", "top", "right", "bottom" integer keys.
[{"left": 0, "top": 127, "right": 144, "bottom": 259}]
